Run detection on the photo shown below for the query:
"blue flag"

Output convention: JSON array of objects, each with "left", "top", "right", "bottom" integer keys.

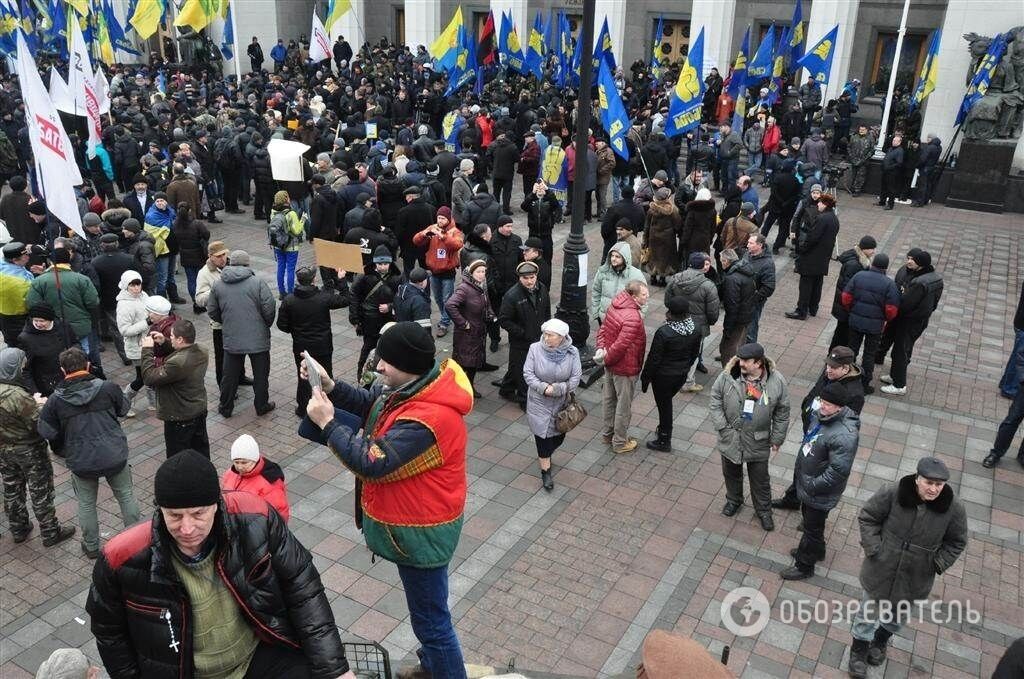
[
  {"left": 540, "top": 143, "right": 569, "bottom": 206},
  {"left": 956, "top": 32, "right": 1007, "bottom": 126},
  {"left": 726, "top": 26, "right": 750, "bottom": 99},
  {"left": 525, "top": 11, "right": 544, "bottom": 80},
  {"left": 766, "top": 26, "right": 789, "bottom": 106},
  {"left": 593, "top": 16, "right": 615, "bottom": 72},
  {"left": 17, "top": 0, "right": 38, "bottom": 54},
  {"left": 650, "top": 15, "right": 664, "bottom": 84},
  {"left": 795, "top": 24, "right": 838, "bottom": 84},
  {"left": 441, "top": 110, "right": 466, "bottom": 154},
  {"left": 498, "top": 10, "right": 526, "bottom": 75},
  {"left": 908, "top": 29, "right": 940, "bottom": 114},
  {"left": 220, "top": 0, "right": 233, "bottom": 60},
  {"left": 664, "top": 26, "right": 704, "bottom": 137},
  {"left": 569, "top": 20, "right": 584, "bottom": 88},
  {"left": 747, "top": 25, "right": 774, "bottom": 81},
  {"left": 555, "top": 11, "right": 572, "bottom": 88},
  {"left": 597, "top": 59, "right": 630, "bottom": 161},
  {"left": 788, "top": 0, "right": 804, "bottom": 68}
]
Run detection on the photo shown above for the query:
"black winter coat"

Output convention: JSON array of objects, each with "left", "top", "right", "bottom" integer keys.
[
  {"left": 521, "top": 191, "right": 561, "bottom": 240},
  {"left": 640, "top": 316, "right": 701, "bottom": 387},
  {"left": 744, "top": 251, "right": 777, "bottom": 304},
  {"left": 719, "top": 260, "right": 756, "bottom": 328},
  {"left": 800, "top": 367, "right": 865, "bottom": 433},
  {"left": 86, "top": 494, "right": 349, "bottom": 679},
  {"left": 393, "top": 281, "right": 431, "bottom": 326},
  {"left": 794, "top": 209, "right": 838, "bottom": 277},
  {"left": 350, "top": 269, "right": 400, "bottom": 334},
  {"left": 92, "top": 251, "right": 137, "bottom": 311},
  {"left": 18, "top": 321, "right": 75, "bottom": 395},
  {"left": 309, "top": 186, "right": 341, "bottom": 241},
  {"left": 498, "top": 282, "right": 550, "bottom": 349},
  {"left": 173, "top": 217, "right": 210, "bottom": 269},
  {"left": 376, "top": 177, "right": 406, "bottom": 228},
  {"left": 842, "top": 268, "right": 900, "bottom": 335},
  {"left": 831, "top": 247, "right": 871, "bottom": 320},
  {"left": 37, "top": 375, "right": 130, "bottom": 478},
  {"left": 766, "top": 171, "right": 801, "bottom": 214},
  {"left": 488, "top": 136, "right": 519, "bottom": 180},
  {"left": 795, "top": 408, "right": 860, "bottom": 511},
  {"left": 490, "top": 231, "right": 523, "bottom": 297},
  {"left": 894, "top": 265, "right": 944, "bottom": 322},
  {"left": 858, "top": 475, "right": 968, "bottom": 603},
  {"left": 395, "top": 198, "right": 435, "bottom": 250},
  {"left": 277, "top": 284, "right": 349, "bottom": 353},
  {"left": 251, "top": 149, "right": 275, "bottom": 189},
  {"left": 461, "top": 192, "right": 503, "bottom": 234}
]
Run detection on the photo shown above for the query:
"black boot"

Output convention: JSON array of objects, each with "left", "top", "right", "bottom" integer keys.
[
  {"left": 646, "top": 426, "right": 672, "bottom": 452},
  {"left": 867, "top": 628, "right": 893, "bottom": 666},
  {"left": 848, "top": 638, "right": 870, "bottom": 679},
  {"left": 541, "top": 468, "right": 553, "bottom": 491}
]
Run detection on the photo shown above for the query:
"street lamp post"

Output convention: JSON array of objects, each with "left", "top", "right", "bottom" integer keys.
[{"left": 556, "top": 0, "right": 597, "bottom": 382}]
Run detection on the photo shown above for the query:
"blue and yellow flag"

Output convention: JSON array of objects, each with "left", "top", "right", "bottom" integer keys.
[
  {"left": 129, "top": 0, "right": 165, "bottom": 39},
  {"left": 908, "top": 29, "right": 940, "bottom": 114},
  {"left": 788, "top": 0, "right": 804, "bottom": 69},
  {"left": 430, "top": 5, "right": 463, "bottom": 71},
  {"left": 956, "top": 32, "right": 1007, "bottom": 126},
  {"left": 94, "top": 0, "right": 114, "bottom": 63},
  {"left": 598, "top": 59, "right": 630, "bottom": 161},
  {"left": 324, "top": 0, "right": 349, "bottom": 34},
  {"left": 726, "top": 26, "right": 750, "bottom": 99},
  {"left": 795, "top": 24, "right": 838, "bottom": 84},
  {"left": 593, "top": 16, "right": 615, "bottom": 72},
  {"left": 0, "top": 0, "right": 18, "bottom": 54},
  {"left": 747, "top": 25, "right": 774, "bottom": 80},
  {"left": 540, "top": 143, "right": 568, "bottom": 206},
  {"left": 569, "top": 19, "right": 584, "bottom": 88},
  {"left": 766, "top": 26, "right": 789, "bottom": 106},
  {"left": 498, "top": 10, "right": 526, "bottom": 75},
  {"left": 442, "top": 110, "right": 466, "bottom": 154},
  {"left": 664, "top": 26, "right": 704, "bottom": 138},
  {"left": 525, "top": 10, "right": 544, "bottom": 80},
  {"left": 555, "top": 11, "right": 572, "bottom": 88},
  {"left": 220, "top": 0, "right": 233, "bottom": 59},
  {"left": 651, "top": 15, "right": 664, "bottom": 83},
  {"left": 175, "top": 0, "right": 221, "bottom": 33}
]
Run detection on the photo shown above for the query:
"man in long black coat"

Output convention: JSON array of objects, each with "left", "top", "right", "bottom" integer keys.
[{"left": 496, "top": 261, "right": 550, "bottom": 407}]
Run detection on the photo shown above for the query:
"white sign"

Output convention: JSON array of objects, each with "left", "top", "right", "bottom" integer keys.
[{"left": 267, "top": 138, "right": 311, "bottom": 181}]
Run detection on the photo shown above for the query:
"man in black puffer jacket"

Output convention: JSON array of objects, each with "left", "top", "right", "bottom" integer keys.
[
  {"left": 309, "top": 176, "right": 342, "bottom": 288},
  {"left": 37, "top": 347, "right": 140, "bottom": 559},
  {"left": 87, "top": 450, "right": 353, "bottom": 679},
  {"left": 718, "top": 249, "right": 755, "bottom": 364},
  {"left": 461, "top": 185, "right": 503, "bottom": 236},
  {"left": 277, "top": 267, "right": 350, "bottom": 417}
]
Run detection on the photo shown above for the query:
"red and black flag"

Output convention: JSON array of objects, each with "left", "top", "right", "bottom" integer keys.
[{"left": 478, "top": 10, "right": 497, "bottom": 66}]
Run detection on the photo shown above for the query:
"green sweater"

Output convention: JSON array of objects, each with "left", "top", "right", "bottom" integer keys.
[{"left": 171, "top": 550, "right": 258, "bottom": 679}]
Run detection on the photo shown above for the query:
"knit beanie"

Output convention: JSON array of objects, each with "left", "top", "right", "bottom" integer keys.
[
  {"left": 689, "top": 252, "right": 707, "bottom": 269},
  {"left": 872, "top": 253, "right": 890, "bottom": 270},
  {"left": 230, "top": 434, "right": 260, "bottom": 462},
  {"left": 907, "top": 247, "right": 931, "bottom": 268},
  {"left": 376, "top": 322, "right": 435, "bottom": 375},
  {"left": 28, "top": 303, "right": 56, "bottom": 320},
  {"left": 858, "top": 236, "right": 877, "bottom": 250},
  {"left": 154, "top": 450, "right": 221, "bottom": 508},
  {"left": 35, "top": 648, "right": 90, "bottom": 679},
  {"left": 436, "top": 206, "right": 452, "bottom": 221},
  {"left": 273, "top": 190, "right": 290, "bottom": 208}
]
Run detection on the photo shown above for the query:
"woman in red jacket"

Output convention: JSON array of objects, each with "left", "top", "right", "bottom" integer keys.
[{"left": 221, "top": 434, "right": 291, "bottom": 521}]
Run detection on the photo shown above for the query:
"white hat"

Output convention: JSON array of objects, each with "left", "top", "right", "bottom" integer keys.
[
  {"left": 35, "top": 648, "right": 90, "bottom": 679},
  {"left": 230, "top": 434, "right": 260, "bottom": 462},
  {"left": 541, "top": 318, "right": 570, "bottom": 338},
  {"left": 145, "top": 295, "right": 171, "bottom": 315}
]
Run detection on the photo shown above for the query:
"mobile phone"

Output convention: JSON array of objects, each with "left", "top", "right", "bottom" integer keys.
[{"left": 302, "top": 351, "right": 322, "bottom": 393}]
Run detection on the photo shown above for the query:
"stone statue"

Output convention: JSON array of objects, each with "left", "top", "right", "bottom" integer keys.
[{"left": 961, "top": 29, "right": 1023, "bottom": 140}]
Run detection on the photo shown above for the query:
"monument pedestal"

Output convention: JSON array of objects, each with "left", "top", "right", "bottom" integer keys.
[{"left": 945, "top": 140, "right": 1016, "bottom": 213}]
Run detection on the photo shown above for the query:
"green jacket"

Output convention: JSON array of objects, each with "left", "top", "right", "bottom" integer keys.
[
  {"left": 25, "top": 265, "right": 99, "bottom": 338},
  {"left": 0, "top": 381, "right": 44, "bottom": 449},
  {"left": 270, "top": 208, "right": 305, "bottom": 252},
  {"left": 141, "top": 344, "right": 209, "bottom": 421}
]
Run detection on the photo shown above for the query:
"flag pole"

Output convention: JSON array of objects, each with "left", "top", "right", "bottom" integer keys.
[
  {"left": 873, "top": 0, "right": 911, "bottom": 158},
  {"left": 228, "top": 0, "right": 240, "bottom": 81}
]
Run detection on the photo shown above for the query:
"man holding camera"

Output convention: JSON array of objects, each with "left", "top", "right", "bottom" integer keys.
[{"left": 141, "top": 319, "right": 210, "bottom": 458}]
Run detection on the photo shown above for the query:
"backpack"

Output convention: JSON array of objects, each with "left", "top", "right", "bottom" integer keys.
[{"left": 267, "top": 211, "right": 293, "bottom": 249}]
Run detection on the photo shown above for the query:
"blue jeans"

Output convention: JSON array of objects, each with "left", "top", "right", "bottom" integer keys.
[
  {"left": 999, "top": 329, "right": 1024, "bottom": 397},
  {"left": 184, "top": 265, "right": 201, "bottom": 301},
  {"left": 746, "top": 300, "right": 765, "bottom": 344},
  {"left": 153, "top": 256, "right": 169, "bottom": 296},
  {"left": 396, "top": 564, "right": 467, "bottom": 679},
  {"left": 611, "top": 175, "right": 630, "bottom": 203},
  {"left": 745, "top": 151, "right": 763, "bottom": 175},
  {"left": 275, "top": 250, "right": 298, "bottom": 294},
  {"left": 724, "top": 158, "right": 739, "bottom": 185},
  {"left": 431, "top": 274, "right": 455, "bottom": 327}
]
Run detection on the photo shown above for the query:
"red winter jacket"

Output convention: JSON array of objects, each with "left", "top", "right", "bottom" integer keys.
[
  {"left": 762, "top": 124, "right": 782, "bottom": 155},
  {"left": 221, "top": 457, "right": 291, "bottom": 522},
  {"left": 597, "top": 290, "right": 647, "bottom": 376}
]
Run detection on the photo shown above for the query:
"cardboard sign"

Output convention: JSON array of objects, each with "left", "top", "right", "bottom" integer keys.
[
  {"left": 313, "top": 238, "right": 364, "bottom": 273},
  {"left": 267, "top": 138, "right": 311, "bottom": 181}
]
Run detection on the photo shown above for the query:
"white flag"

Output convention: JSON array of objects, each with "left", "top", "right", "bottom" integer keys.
[
  {"left": 68, "top": 17, "right": 103, "bottom": 154},
  {"left": 309, "top": 13, "right": 332, "bottom": 63},
  {"left": 49, "top": 67, "right": 76, "bottom": 115},
  {"left": 15, "top": 33, "right": 84, "bottom": 237},
  {"left": 95, "top": 67, "right": 112, "bottom": 115}
]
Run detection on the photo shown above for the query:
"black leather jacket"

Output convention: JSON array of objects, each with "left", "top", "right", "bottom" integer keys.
[{"left": 87, "top": 492, "right": 348, "bottom": 679}]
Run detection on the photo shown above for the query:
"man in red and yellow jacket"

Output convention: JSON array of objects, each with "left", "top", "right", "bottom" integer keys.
[{"left": 303, "top": 322, "right": 471, "bottom": 679}]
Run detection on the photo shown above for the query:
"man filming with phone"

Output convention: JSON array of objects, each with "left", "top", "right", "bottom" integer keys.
[{"left": 300, "top": 322, "right": 472, "bottom": 679}]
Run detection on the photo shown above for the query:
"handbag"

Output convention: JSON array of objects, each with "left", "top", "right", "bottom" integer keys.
[{"left": 554, "top": 392, "right": 588, "bottom": 433}]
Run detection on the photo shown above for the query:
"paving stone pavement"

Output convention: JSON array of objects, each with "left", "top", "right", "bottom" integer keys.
[{"left": 1, "top": 192, "right": 1022, "bottom": 678}]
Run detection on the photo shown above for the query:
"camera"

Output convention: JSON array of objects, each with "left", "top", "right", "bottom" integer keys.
[{"left": 822, "top": 162, "right": 848, "bottom": 189}]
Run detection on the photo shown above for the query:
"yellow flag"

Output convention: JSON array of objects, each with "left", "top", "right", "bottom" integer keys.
[
  {"left": 174, "top": 0, "right": 219, "bottom": 31},
  {"left": 130, "top": 0, "right": 166, "bottom": 39},
  {"left": 429, "top": 6, "right": 463, "bottom": 61},
  {"left": 66, "top": 0, "right": 89, "bottom": 17},
  {"left": 325, "top": 0, "right": 351, "bottom": 33}
]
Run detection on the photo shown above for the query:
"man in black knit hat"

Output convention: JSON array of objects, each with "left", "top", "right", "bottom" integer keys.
[{"left": 87, "top": 449, "right": 354, "bottom": 679}]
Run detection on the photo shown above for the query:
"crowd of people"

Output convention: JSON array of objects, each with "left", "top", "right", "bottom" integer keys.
[{"left": 0, "top": 28, "right": 1021, "bottom": 679}]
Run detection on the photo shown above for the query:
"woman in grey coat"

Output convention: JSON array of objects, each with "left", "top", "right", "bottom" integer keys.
[{"left": 523, "top": 318, "right": 582, "bottom": 491}]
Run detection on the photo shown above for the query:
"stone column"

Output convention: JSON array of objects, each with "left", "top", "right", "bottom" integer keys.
[
  {"left": 330, "top": 0, "right": 365, "bottom": 47},
  {"left": 595, "top": 0, "right": 627, "bottom": 66},
  {"left": 920, "top": 0, "right": 1024, "bottom": 169},
  {"left": 404, "top": 0, "right": 443, "bottom": 51},
  {"left": 690, "top": 0, "right": 737, "bottom": 78},
  {"left": 804, "top": 0, "right": 860, "bottom": 97},
  {"left": 490, "top": 0, "right": 528, "bottom": 40}
]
